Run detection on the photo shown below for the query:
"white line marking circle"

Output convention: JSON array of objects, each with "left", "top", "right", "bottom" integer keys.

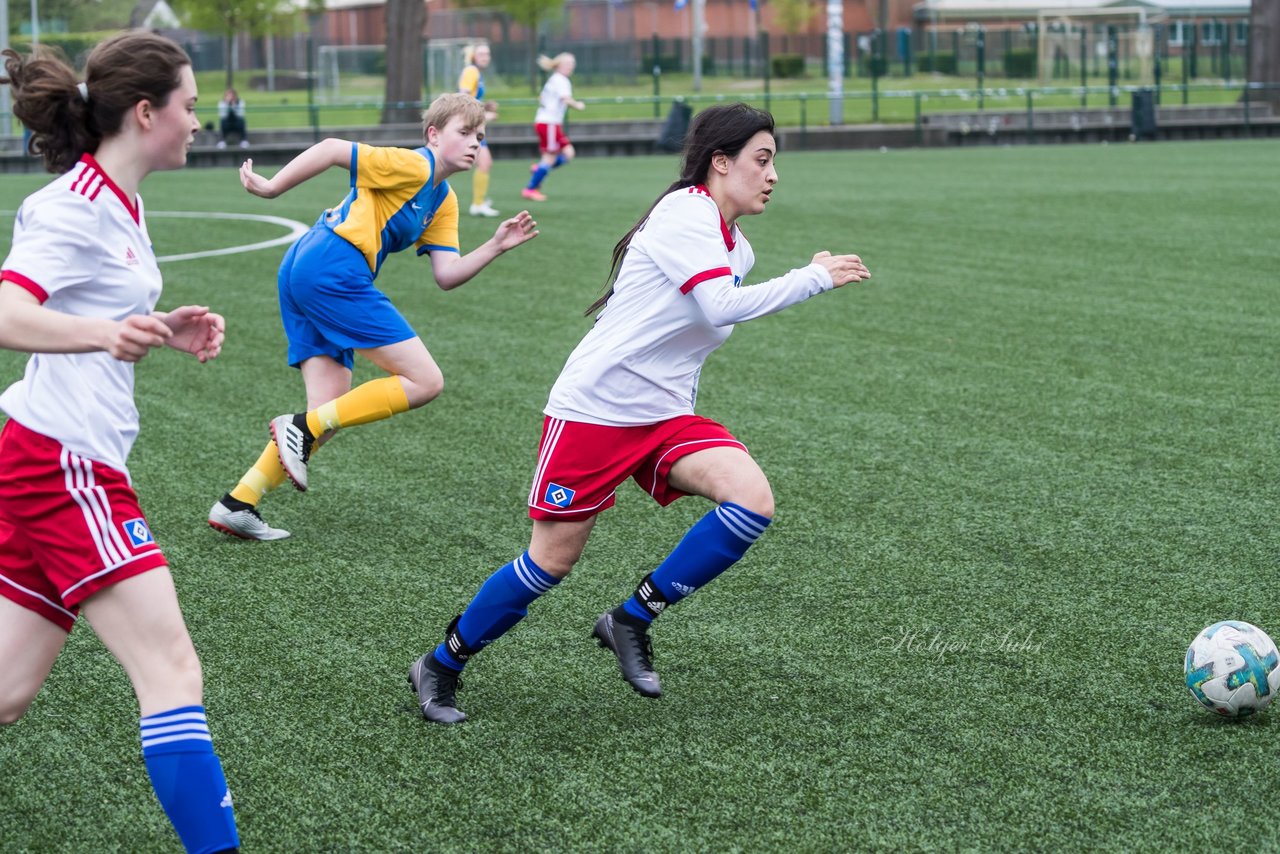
[
  {"left": 148, "top": 211, "right": 309, "bottom": 263},
  {"left": 0, "top": 209, "right": 309, "bottom": 263}
]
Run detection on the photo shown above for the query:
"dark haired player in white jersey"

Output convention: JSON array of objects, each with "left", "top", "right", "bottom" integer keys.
[
  {"left": 0, "top": 32, "right": 239, "bottom": 852},
  {"left": 409, "top": 102, "right": 871, "bottom": 723}
]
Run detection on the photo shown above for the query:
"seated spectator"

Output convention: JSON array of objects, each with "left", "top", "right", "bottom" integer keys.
[{"left": 217, "top": 87, "right": 248, "bottom": 149}]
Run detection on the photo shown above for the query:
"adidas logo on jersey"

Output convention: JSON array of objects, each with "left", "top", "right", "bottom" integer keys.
[{"left": 124, "top": 246, "right": 139, "bottom": 266}]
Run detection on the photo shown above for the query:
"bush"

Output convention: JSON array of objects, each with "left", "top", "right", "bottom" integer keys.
[
  {"left": 918, "top": 52, "right": 958, "bottom": 74},
  {"left": 641, "top": 55, "right": 682, "bottom": 75},
  {"left": 7, "top": 32, "right": 114, "bottom": 67},
  {"left": 1003, "top": 48, "right": 1038, "bottom": 78},
  {"left": 770, "top": 54, "right": 805, "bottom": 78},
  {"left": 863, "top": 57, "right": 889, "bottom": 77}
]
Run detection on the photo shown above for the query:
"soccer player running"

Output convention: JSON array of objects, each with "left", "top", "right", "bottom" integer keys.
[
  {"left": 458, "top": 43, "right": 500, "bottom": 218},
  {"left": 208, "top": 93, "right": 538, "bottom": 541},
  {"left": 521, "top": 52, "right": 585, "bottom": 202},
  {"left": 410, "top": 103, "right": 871, "bottom": 723},
  {"left": 0, "top": 33, "right": 240, "bottom": 852}
]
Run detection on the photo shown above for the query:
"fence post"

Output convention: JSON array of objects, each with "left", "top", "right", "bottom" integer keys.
[
  {"left": 1080, "top": 27, "right": 1088, "bottom": 107},
  {"left": 306, "top": 34, "right": 320, "bottom": 143},
  {"left": 1025, "top": 88, "right": 1034, "bottom": 143},
  {"left": 976, "top": 26, "right": 985, "bottom": 110},
  {"left": 1106, "top": 25, "right": 1118, "bottom": 106},
  {"left": 914, "top": 90, "right": 922, "bottom": 145},
  {"left": 1182, "top": 26, "right": 1190, "bottom": 104}
]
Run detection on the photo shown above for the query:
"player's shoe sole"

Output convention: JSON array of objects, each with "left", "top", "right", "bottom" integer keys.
[{"left": 270, "top": 413, "right": 313, "bottom": 492}]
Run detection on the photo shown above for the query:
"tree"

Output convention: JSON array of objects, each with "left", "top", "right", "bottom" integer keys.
[
  {"left": 1247, "top": 0, "right": 1279, "bottom": 105},
  {"left": 174, "top": 0, "right": 298, "bottom": 88},
  {"left": 451, "top": 0, "right": 565, "bottom": 93},
  {"left": 773, "top": 0, "right": 817, "bottom": 36},
  {"left": 382, "top": 0, "right": 426, "bottom": 124}
]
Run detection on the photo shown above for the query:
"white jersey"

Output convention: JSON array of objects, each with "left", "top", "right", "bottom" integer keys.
[
  {"left": 534, "top": 72, "right": 573, "bottom": 126},
  {"left": 545, "top": 186, "right": 833, "bottom": 426},
  {"left": 0, "top": 154, "right": 162, "bottom": 475}
]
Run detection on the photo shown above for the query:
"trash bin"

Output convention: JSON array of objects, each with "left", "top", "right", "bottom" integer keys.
[
  {"left": 1130, "top": 88, "right": 1157, "bottom": 141},
  {"left": 656, "top": 101, "right": 692, "bottom": 153}
]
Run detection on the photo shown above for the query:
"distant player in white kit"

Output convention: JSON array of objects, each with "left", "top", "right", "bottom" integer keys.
[
  {"left": 522, "top": 52, "right": 585, "bottom": 202},
  {"left": 0, "top": 33, "right": 240, "bottom": 852},
  {"left": 410, "top": 102, "right": 872, "bottom": 723}
]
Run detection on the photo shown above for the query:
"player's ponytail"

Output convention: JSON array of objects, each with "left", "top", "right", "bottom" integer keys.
[
  {"left": 1, "top": 31, "right": 190, "bottom": 174},
  {"left": 585, "top": 102, "right": 774, "bottom": 317}
]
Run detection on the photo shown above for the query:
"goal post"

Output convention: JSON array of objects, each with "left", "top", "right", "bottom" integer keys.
[{"left": 1036, "top": 6, "right": 1166, "bottom": 87}]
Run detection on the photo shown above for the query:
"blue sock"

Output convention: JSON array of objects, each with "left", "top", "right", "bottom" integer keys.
[
  {"left": 527, "top": 165, "right": 549, "bottom": 190},
  {"left": 622, "top": 502, "right": 772, "bottom": 623},
  {"left": 551, "top": 154, "right": 567, "bottom": 169},
  {"left": 433, "top": 551, "right": 560, "bottom": 671},
  {"left": 140, "top": 705, "right": 239, "bottom": 854}
]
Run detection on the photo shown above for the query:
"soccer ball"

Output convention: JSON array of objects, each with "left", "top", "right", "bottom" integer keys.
[{"left": 1184, "top": 621, "right": 1280, "bottom": 717}]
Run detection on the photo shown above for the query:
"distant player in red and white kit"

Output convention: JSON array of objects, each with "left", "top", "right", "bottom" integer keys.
[
  {"left": 522, "top": 52, "right": 585, "bottom": 202},
  {"left": 409, "top": 103, "right": 872, "bottom": 723},
  {"left": 0, "top": 33, "right": 240, "bottom": 852}
]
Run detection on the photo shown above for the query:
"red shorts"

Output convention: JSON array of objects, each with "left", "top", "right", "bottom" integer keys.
[
  {"left": 527, "top": 415, "right": 746, "bottom": 522},
  {"left": 0, "top": 419, "right": 167, "bottom": 632},
  {"left": 535, "top": 123, "right": 571, "bottom": 155}
]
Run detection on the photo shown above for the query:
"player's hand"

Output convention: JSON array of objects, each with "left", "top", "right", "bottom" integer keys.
[
  {"left": 159, "top": 305, "right": 226, "bottom": 363},
  {"left": 108, "top": 314, "right": 172, "bottom": 362},
  {"left": 811, "top": 251, "right": 870, "bottom": 288},
  {"left": 240, "top": 159, "right": 276, "bottom": 198},
  {"left": 492, "top": 210, "right": 538, "bottom": 252}
]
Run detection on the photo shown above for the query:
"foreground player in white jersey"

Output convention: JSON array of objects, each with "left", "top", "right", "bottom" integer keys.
[
  {"left": 0, "top": 33, "right": 240, "bottom": 852},
  {"left": 409, "top": 102, "right": 871, "bottom": 723}
]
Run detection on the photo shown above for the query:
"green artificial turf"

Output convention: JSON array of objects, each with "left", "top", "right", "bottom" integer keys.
[{"left": 0, "top": 139, "right": 1277, "bottom": 851}]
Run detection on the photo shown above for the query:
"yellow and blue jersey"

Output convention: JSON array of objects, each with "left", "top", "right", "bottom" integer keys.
[
  {"left": 319, "top": 142, "right": 460, "bottom": 276},
  {"left": 458, "top": 65, "right": 485, "bottom": 102}
]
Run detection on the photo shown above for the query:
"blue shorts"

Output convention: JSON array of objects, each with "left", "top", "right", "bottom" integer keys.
[{"left": 277, "top": 228, "right": 416, "bottom": 369}]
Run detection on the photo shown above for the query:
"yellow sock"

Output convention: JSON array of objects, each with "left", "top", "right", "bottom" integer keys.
[
  {"left": 306, "top": 376, "right": 410, "bottom": 437},
  {"left": 473, "top": 170, "right": 490, "bottom": 206},
  {"left": 229, "top": 440, "right": 289, "bottom": 506}
]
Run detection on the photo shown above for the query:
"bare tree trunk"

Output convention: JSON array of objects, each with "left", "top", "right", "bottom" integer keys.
[
  {"left": 1248, "top": 0, "right": 1279, "bottom": 104},
  {"left": 383, "top": 0, "right": 426, "bottom": 124}
]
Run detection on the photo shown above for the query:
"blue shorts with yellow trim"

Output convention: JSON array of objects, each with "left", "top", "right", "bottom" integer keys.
[{"left": 277, "top": 228, "right": 416, "bottom": 370}]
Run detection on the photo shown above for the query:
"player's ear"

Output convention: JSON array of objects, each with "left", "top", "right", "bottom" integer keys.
[{"left": 711, "top": 151, "right": 730, "bottom": 175}]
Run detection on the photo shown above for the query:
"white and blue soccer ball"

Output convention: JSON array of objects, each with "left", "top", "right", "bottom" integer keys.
[{"left": 1184, "top": 621, "right": 1280, "bottom": 718}]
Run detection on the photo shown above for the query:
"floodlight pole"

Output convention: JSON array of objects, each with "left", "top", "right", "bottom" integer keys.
[{"left": 827, "top": 0, "right": 844, "bottom": 125}]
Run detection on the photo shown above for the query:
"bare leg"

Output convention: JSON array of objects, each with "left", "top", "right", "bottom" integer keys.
[{"left": 0, "top": 598, "right": 68, "bottom": 724}]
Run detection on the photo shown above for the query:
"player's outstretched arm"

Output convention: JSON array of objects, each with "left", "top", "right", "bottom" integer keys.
[
  {"left": 240, "top": 138, "right": 352, "bottom": 199},
  {"left": 0, "top": 282, "right": 171, "bottom": 361},
  {"left": 429, "top": 211, "right": 539, "bottom": 291},
  {"left": 153, "top": 305, "right": 226, "bottom": 363}
]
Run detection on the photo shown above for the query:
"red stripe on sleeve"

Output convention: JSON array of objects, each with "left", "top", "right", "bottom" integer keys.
[
  {"left": 1, "top": 270, "right": 49, "bottom": 303},
  {"left": 679, "top": 266, "right": 733, "bottom": 295}
]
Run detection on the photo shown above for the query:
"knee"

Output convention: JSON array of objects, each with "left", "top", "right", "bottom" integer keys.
[
  {"left": 0, "top": 697, "right": 31, "bottom": 726},
  {"left": 563, "top": 147, "right": 577, "bottom": 161},
  {"left": 728, "top": 480, "right": 774, "bottom": 520},
  {"left": 405, "top": 371, "right": 444, "bottom": 409}
]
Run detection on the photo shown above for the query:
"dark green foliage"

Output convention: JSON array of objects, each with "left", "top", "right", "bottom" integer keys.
[
  {"left": 771, "top": 54, "right": 806, "bottom": 78},
  {"left": 919, "top": 51, "right": 958, "bottom": 74},
  {"left": 1004, "top": 48, "right": 1039, "bottom": 78}
]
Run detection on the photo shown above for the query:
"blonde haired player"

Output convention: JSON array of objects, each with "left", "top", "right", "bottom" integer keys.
[
  {"left": 522, "top": 52, "right": 585, "bottom": 202},
  {"left": 458, "top": 42, "right": 500, "bottom": 217},
  {"left": 208, "top": 93, "right": 537, "bottom": 540}
]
